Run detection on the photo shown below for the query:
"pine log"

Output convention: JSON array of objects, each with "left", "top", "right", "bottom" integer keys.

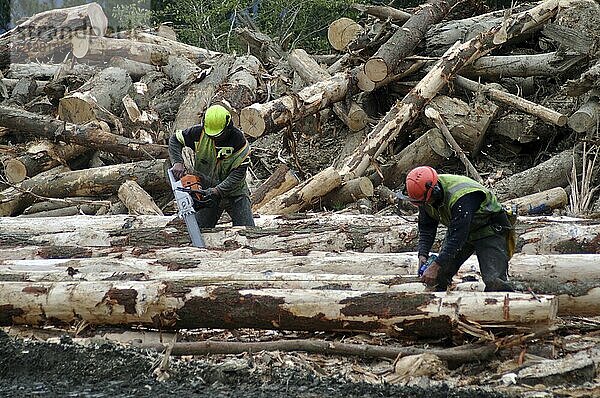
[
  {"left": 455, "top": 76, "right": 568, "bottom": 126},
  {"left": 425, "top": 107, "right": 484, "bottom": 184},
  {"left": 288, "top": 49, "right": 367, "bottom": 131},
  {"left": 338, "top": 0, "right": 561, "bottom": 183},
  {"left": 352, "top": 4, "right": 412, "bottom": 23},
  {"left": 172, "top": 55, "right": 233, "bottom": 132},
  {"left": 327, "top": 18, "right": 364, "bottom": 51},
  {"left": 258, "top": 167, "right": 342, "bottom": 215},
  {"left": 493, "top": 150, "right": 576, "bottom": 201},
  {"left": 0, "top": 3, "right": 108, "bottom": 68},
  {"left": 322, "top": 177, "right": 374, "bottom": 209},
  {"left": 251, "top": 164, "right": 301, "bottom": 212},
  {"left": 6, "top": 63, "right": 98, "bottom": 80},
  {"left": 3, "top": 140, "right": 88, "bottom": 184},
  {"left": 0, "top": 105, "right": 168, "bottom": 160},
  {"left": 58, "top": 67, "right": 132, "bottom": 124},
  {"left": 372, "top": 127, "right": 452, "bottom": 188},
  {"left": 461, "top": 52, "right": 585, "bottom": 78},
  {"left": 0, "top": 160, "right": 168, "bottom": 217},
  {"left": 212, "top": 55, "right": 261, "bottom": 126},
  {"left": 240, "top": 72, "right": 350, "bottom": 137},
  {"left": 504, "top": 187, "right": 568, "bottom": 216},
  {"left": 0, "top": 282, "right": 556, "bottom": 336},
  {"left": 568, "top": 96, "right": 600, "bottom": 133},
  {"left": 118, "top": 180, "right": 164, "bottom": 216},
  {"left": 363, "top": 0, "right": 458, "bottom": 83},
  {"left": 72, "top": 35, "right": 171, "bottom": 66}
]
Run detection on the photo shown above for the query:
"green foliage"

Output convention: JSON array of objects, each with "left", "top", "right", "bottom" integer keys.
[{"left": 113, "top": 0, "right": 153, "bottom": 30}]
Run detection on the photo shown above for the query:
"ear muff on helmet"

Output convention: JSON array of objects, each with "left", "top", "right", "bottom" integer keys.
[{"left": 204, "top": 105, "right": 231, "bottom": 137}]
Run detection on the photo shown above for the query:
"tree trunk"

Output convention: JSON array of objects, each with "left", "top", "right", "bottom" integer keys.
[
  {"left": 568, "top": 96, "right": 600, "bottom": 133},
  {"left": 0, "top": 160, "right": 168, "bottom": 216},
  {"left": 364, "top": 0, "right": 458, "bottom": 83},
  {"left": 72, "top": 35, "right": 171, "bottom": 66},
  {"left": 288, "top": 49, "right": 368, "bottom": 131},
  {"left": 118, "top": 180, "right": 164, "bottom": 216},
  {"left": 322, "top": 177, "right": 374, "bottom": 209},
  {"left": 132, "top": 32, "right": 220, "bottom": 62},
  {"left": 172, "top": 55, "right": 233, "bottom": 132},
  {"left": 109, "top": 56, "right": 159, "bottom": 81},
  {"left": 493, "top": 150, "right": 576, "bottom": 200},
  {"left": 3, "top": 140, "right": 88, "bottom": 184},
  {"left": 162, "top": 55, "right": 202, "bottom": 86},
  {"left": 327, "top": 18, "right": 364, "bottom": 51},
  {"left": 251, "top": 164, "right": 300, "bottom": 212},
  {"left": 0, "top": 3, "right": 108, "bottom": 68},
  {"left": 58, "top": 67, "right": 132, "bottom": 124},
  {"left": 565, "top": 59, "right": 600, "bottom": 96},
  {"left": 6, "top": 63, "right": 98, "bottom": 80},
  {"left": 0, "top": 105, "right": 169, "bottom": 160},
  {"left": 240, "top": 72, "right": 350, "bottom": 137},
  {"left": 0, "top": 281, "right": 556, "bottom": 337},
  {"left": 504, "top": 187, "right": 568, "bottom": 216},
  {"left": 258, "top": 167, "right": 342, "bottom": 214},
  {"left": 352, "top": 4, "right": 412, "bottom": 23},
  {"left": 461, "top": 52, "right": 585, "bottom": 78},
  {"left": 455, "top": 76, "right": 568, "bottom": 126}
]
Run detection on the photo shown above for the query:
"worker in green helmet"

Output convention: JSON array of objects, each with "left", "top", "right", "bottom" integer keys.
[{"left": 168, "top": 104, "right": 255, "bottom": 228}]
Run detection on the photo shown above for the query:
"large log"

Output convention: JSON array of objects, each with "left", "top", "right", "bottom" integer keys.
[
  {"left": 240, "top": 72, "right": 350, "bottom": 137},
  {"left": 461, "top": 52, "right": 585, "bottom": 78},
  {"left": 6, "top": 63, "right": 98, "bottom": 80},
  {"left": 504, "top": 187, "right": 568, "bottom": 216},
  {"left": 3, "top": 140, "right": 88, "bottom": 183},
  {"left": 117, "top": 180, "right": 164, "bottom": 216},
  {"left": 363, "top": 0, "right": 458, "bottom": 83},
  {"left": 322, "top": 177, "right": 374, "bottom": 209},
  {"left": 288, "top": 49, "right": 367, "bottom": 131},
  {"left": 0, "top": 3, "right": 108, "bottom": 68},
  {"left": 327, "top": 17, "right": 364, "bottom": 51},
  {"left": 251, "top": 164, "right": 300, "bottom": 212},
  {"left": 72, "top": 35, "right": 171, "bottom": 65},
  {"left": 58, "top": 67, "right": 132, "bottom": 124},
  {"left": 493, "top": 150, "right": 576, "bottom": 200},
  {"left": 132, "top": 32, "right": 220, "bottom": 62},
  {"left": 0, "top": 160, "right": 168, "bottom": 217},
  {"left": 0, "top": 281, "right": 556, "bottom": 337},
  {"left": 0, "top": 105, "right": 168, "bottom": 160}
]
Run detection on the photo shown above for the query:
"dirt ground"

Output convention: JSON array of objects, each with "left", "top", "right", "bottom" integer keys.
[{"left": 0, "top": 330, "right": 515, "bottom": 398}]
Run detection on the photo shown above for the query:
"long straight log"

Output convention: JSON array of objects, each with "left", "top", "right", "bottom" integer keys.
[
  {"left": 0, "top": 282, "right": 556, "bottom": 337},
  {"left": 504, "top": 187, "right": 568, "bottom": 216},
  {"left": 455, "top": 76, "right": 568, "bottom": 126},
  {"left": 461, "top": 52, "right": 585, "bottom": 78},
  {"left": 132, "top": 32, "right": 220, "bottom": 62},
  {"left": 0, "top": 105, "right": 168, "bottom": 160}
]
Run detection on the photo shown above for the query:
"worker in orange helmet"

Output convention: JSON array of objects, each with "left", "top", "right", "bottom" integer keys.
[{"left": 397, "top": 166, "right": 516, "bottom": 292}]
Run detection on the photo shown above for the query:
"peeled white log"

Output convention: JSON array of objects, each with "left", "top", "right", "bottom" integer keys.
[
  {"left": 117, "top": 180, "right": 164, "bottom": 216},
  {"left": 0, "top": 281, "right": 557, "bottom": 336},
  {"left": 504, "top": 187, "right": 568, "bottom": 215}
]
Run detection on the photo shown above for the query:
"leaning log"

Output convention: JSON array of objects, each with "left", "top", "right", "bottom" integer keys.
[
  {"left": 0, "top": 160, "right": 168, "bottom": 217},
  {"left": 363, "top": 0, "right": 458, "bottom": 83},
  {"left": 251, "top": 164, "right": 300, "bottom": 212},
  {"left": 0, "top": 105, "right": 169, "bottom": 160},
  {"left": 322, "top": 177, "right": 374, "bottom": 209},
  {"left": 0, "top": 282, "right": 557, "bottom": 337},
  {"left": 117, "top": 180, "right": 164, "bottom": 216}
]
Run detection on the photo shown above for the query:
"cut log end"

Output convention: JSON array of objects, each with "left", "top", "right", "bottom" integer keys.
[
  {"left": 72, "top": 35, "right": 90, "bottom": 59},
  {"left": 347, "top": 103, "right": 369, "bottom": 131},
  {"left": 3, "top": 159, "right": 27, "bottom": 184},
  {"left": 364, "top": 58, "right": 388, "bottom": 83},
  {"left": 87, "top": 2, "right": 109, "bottom": 37},
  {"left": 58, "top": 93, "right": 96, "bottom": 124},
  {"left": 356, "top": 70, "right": 376, "bottom": 92},
  {"left": 328, "top": 18, "right": 363, "bottom": 51},
  {"left": 240, "top": 106, "right": 266, "bottom": 138}
]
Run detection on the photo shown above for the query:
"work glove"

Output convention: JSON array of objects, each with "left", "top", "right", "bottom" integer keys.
[
  {"left": 197, "top": 187, "right": 221, "bottom": 208},
  {"left": 171, "top": 162, "right": 186, "bottom": 180},
  {"left": 420, "top": 261, "right": 440, "bottom": 287}
]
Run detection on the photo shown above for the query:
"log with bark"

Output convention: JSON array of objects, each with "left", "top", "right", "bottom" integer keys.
[
  {"left": 132, "top": 32, "right": 220, "bottom": 62},
  {"left": 251, "top": 164, "right": 300, "bottom": 212},
  {"left": 72, "top": 35, "right": 172, "bottom": 66},
  {"left": 117, "top": 180, "right": 164, "bottom": 216},
  {"left": 6, "top": 63, "right": 98, "bottom": 80},
  {"left": 352, "top": 3, "right": 412, "bottom": 23},
  {"left": 568, "top": 95, "right": 600, "bottom": 134},
  {"left": 0, "top": 105, "right": 169, "bottom": 160},
  {"left": 0, "top": 281, "right": 557, "bottom": 337},
  {"left": 504, "top": 187, "right": 568, "bottom": 216},
  {"left": 0, "top": 160, "right": 168, "bottom": 217}
]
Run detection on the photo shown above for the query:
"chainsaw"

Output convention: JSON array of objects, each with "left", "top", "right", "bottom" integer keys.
[{"left": 167, "top": 168, "right": 206, "bottom": 248}]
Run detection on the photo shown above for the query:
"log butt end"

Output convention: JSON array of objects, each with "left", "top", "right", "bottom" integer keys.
[
  {"left": 3, "top": 158, "right": 27, "bottom": 184},
  {"left": 364, "top": 58, "right": 388, "bottom": 83},
  {"left": 240, "top": 106, "right": 266, "bottom": 138},
  {"left": 72, "top": 35, "right": 90, "bottom": 59}
]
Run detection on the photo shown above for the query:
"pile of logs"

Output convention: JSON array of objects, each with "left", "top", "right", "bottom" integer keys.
[{"left": 0, "top": 0, "right": 600, "bottom": 342}]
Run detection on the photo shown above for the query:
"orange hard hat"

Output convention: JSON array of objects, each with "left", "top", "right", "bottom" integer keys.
[{"left": 405, "top": 166, "right": 439, "bottom": 205}]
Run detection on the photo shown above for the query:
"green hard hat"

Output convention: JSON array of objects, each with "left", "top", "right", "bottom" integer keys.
[{"left": 204, "top": 105, "right": 230, "bottom": 137}]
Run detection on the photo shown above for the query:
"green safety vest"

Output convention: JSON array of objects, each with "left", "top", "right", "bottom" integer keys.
[
  {"left": 423, "top": 174, "right": 504, "bottom": 241},
  {"left": 176, "top": 127, "right": 250, "bottom": 196}
]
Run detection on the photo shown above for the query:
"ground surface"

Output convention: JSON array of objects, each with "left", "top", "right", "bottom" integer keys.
[{"left": 0, "top": 331, "right": 514, "bottom": 398}]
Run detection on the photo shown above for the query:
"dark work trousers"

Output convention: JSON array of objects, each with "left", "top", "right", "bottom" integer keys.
[
  {"left": 435, "top": 231, "right": 513, "bottom": 292},
  {"left": 194, "top": 195, "right": 255, "bottom": 228}
]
